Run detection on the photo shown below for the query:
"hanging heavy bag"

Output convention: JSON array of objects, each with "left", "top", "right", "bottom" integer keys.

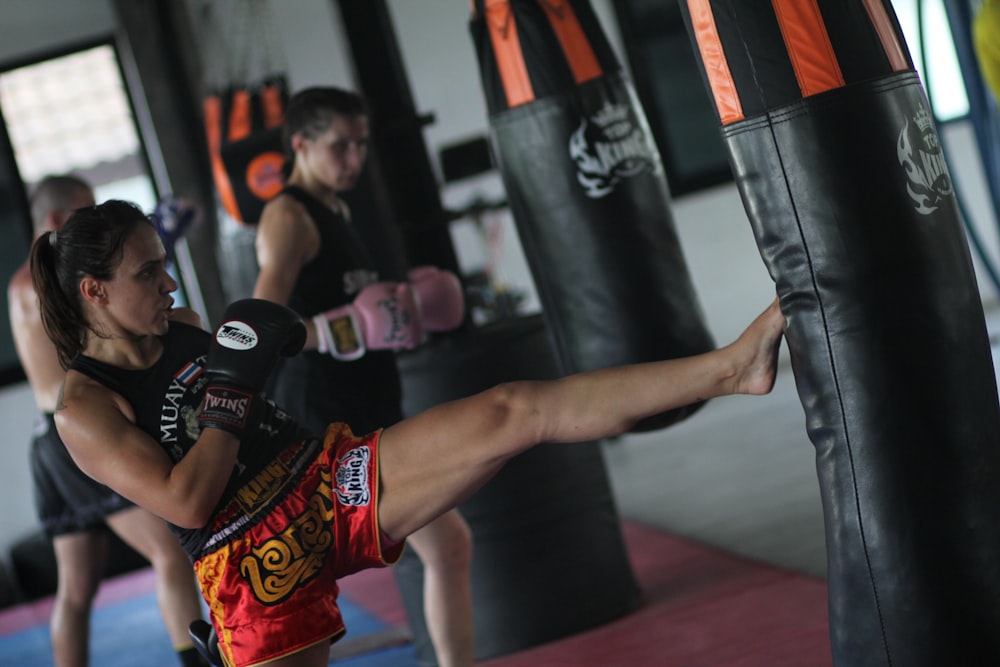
[
  {"left": 204, "top": 78, "right": 287, "bottom": 225},
  {"left": 681, "top": 1, "right": 1000, "bottom": 664},
  {"left": 471, "top": 0, "right": 715, "bottom": 431},
  {"left": 200, "top": 0, "right": 288, "bottom": 225},
  {"left": 215, "top": 76, "right": 288, "bottom": 224}
]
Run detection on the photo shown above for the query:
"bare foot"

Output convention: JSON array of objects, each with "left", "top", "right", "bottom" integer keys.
[{"left": 731, "top": 297, "right": 785, "bottom": 395}]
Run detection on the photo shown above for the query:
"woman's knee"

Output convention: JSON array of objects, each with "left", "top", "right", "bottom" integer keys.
[
  {"left": 411, "top": 512, "right": 473, "bottom": 570},
  {"left": 144, "top": 537, "right": 191, "bottom": 574},
  {"left": 56, "top": 573, "right": 101, "bottom": 607},
  {"left": 107, "top": 508, "right": 188, "bottom": 567},
  {"left": 53, "top": 532, "right": 107, "bottom": 604}
]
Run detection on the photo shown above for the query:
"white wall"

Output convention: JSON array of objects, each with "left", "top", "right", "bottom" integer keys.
[
  {"left": 0, "top": 0, "right": 114, "bottom": 64},
  {"left": 0, "top": 0, "right": 996, "bottom": 572}
]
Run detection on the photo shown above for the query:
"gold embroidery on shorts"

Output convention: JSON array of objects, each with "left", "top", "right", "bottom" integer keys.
[
  {"left": 235, "top": 459, "right": 291, "bottom": 516},
  {"left": 240, "top": 469, "right": 335, "bottom": 605}
]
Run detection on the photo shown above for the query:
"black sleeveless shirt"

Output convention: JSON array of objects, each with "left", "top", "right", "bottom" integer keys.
[
  {"left": 267, "top": 186, "right": 402, "bottom": 434},
  {"left": 69, "top": 321, "right": 316, "bottom": 559}
]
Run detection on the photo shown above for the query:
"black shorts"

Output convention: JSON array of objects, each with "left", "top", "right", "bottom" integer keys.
[{"left": 31, "top": 413, "right": 134, "bottom": 538}]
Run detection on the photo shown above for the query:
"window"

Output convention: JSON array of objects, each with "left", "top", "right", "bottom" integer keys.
[
  {"left": 0, "top": 40, "right": 180, "bottom": 385},
  {"left": 894, "top": 0, "right": 970, "bottom": 122},
  {"left": 0, "top": 43, "right": 158, "bottom": 212}
]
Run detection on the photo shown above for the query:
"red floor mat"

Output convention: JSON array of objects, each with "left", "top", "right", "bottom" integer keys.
[{"left": 339, "top": 521, "right": 832, "bottom": 667}]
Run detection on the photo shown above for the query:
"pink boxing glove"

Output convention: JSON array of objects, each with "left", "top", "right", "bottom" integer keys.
[
  {"left": 408, "top": 266, "right": 465, "bottom": 332},
  {"left": 312, "top": 282, "right": 423, "bottom": 361}
]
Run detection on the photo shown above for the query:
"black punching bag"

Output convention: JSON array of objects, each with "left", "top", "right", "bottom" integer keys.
[
  {"left": 681, "top": 1, "right": 1000, "bottom": 664},
  {"left": 393, "top": 318, "right": 640, "bottom": 665},
  {"left": 471, "top": 0, "right": 715, "bottom": 430}
]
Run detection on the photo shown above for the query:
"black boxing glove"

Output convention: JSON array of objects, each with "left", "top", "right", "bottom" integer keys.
[{"left": 199, "top": 299, "right": 306, "bottom": 437}]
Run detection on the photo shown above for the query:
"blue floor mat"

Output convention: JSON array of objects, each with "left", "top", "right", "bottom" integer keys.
[{"left": 0, "top": 590, "right": 419, "bottom": 667}]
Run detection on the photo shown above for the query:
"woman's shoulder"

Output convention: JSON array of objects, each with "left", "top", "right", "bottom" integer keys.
[
  {"left": 166, "top": 312, "right": 211, "bottom": 349},
  {"left": 169, "top": 307, "right": 203, "bottom": 329},
  {"left": 263, "top": 187, "right": 309, "bottom": 217},
  {"left": 59, "top": 367, "right": 136, "bottom": 424},
  {"left": 259, "top": 190, "right": 316, "bottom": 236}
]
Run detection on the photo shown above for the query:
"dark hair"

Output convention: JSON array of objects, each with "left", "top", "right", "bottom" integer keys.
[
  {"left": 30, "top": 199, "right": 152, "bottom": 368},
  {"left": 282, "top": 86, "right": 369, "bottom": 157}
]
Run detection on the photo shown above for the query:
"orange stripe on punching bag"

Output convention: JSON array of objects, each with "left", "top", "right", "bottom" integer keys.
[
  {"left": 537, "top": 0, "right": 603, "bottom": 84},
  {"left": 203, "top": 95, "right": 223, "bottom": 155},
  {"left": 485, "top": 0, "right": 535, "bottom": 107},
  {"left": 227, "top": 89, "right": 252, "bottom": 142},
  {"left": 861, "top": 0, "right": 910, "bottom": 72},
  {"left": 685, "top": 0, "right": 744, "bottom": 125},
  {"left": 770, "top": 0, "right": 844, "bottom": 96},
  {"left": 261, "top": 83, "right": 284, "bottom": 129},
  {"left": 203, "top": 95, "right": 242, "bottom": 221}
]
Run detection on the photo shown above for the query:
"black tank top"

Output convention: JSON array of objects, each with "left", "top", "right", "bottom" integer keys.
[
  {"left": 69, "top": 321, "right": 316, "bottom": 559},
  {"left": 282, "top": 185, "right": 378, "bottom": 316},
  {"left": 267, "top": 186, "right": 402, "bottom": 434}
]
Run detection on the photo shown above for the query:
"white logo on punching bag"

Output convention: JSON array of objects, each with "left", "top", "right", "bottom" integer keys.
[
  {"left": 569, "top": 101, "right": 653, "bottom": 199},
  {"left": 897, "top": 107, "right": 952, "bottom": 215}
]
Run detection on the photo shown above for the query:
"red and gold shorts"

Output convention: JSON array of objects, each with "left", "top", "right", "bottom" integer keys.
[{"left": 193, "top": 423, "right": 404, "bottom": 667}]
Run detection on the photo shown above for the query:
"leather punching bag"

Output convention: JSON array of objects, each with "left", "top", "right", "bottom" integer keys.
[
  {"left": 203, "top": 77, "right": 287, "bottom": 225},
  {"left": 393, "top": 317, "right": 640, "bottom": 665},
  {"left": 471, "top": 0, "right": 715, "bottom": 430},
  {"left": 681, "top": 1, "right": 1000, "bottom": 664}
]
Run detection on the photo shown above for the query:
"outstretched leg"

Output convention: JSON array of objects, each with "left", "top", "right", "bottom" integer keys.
[
  {"left": 406, "top": 509, "right": 474, "bottom": 667},
  {"left": 50, "top": 530, "right": 109, "bottom": 667},
  {"left": 378, "top": 298, "right": 785, "bottom": 541}
]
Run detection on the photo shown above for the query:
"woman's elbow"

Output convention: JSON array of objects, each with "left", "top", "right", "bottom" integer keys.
[{"left": 165, "top": 498, "right": 215, "bottom": 530}]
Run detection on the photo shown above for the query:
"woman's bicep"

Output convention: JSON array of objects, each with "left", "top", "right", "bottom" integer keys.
[
  {"left": 55, "top": 373, "right": 241, "bottom": 528},
  {"left": 253, "top": 261, "right": 299, "bottom": 305},
  {"left": 55, "top": 395, "right": 174, "bottom": 514},
  {"left": 254, "top": 200, "right": 314, "bottom": 305}
]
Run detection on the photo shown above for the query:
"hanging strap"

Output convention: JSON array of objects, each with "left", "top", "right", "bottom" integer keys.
[
  {"left": 215, "top": 0, "right": 287, "bottom": 132},
  {"left": 234, "top": 0, "right": 288, "bottom": 88},
  {"left": 770, "top": 0, "right": 844, "bottom": 96},
  {"left": 202, "top": 94, "right": 241, "bottom": 220},
  {"left": 537, "top": 0, "right": 603, "bottom": 85},
  {"left": 227, "top": 89, "right": 252, "bottom": 142},
  {"left": 483, "top": 0, "right": 607, "bottom": 109},
  {"left": 686, "top": 0, "right": 743, "bottom": 124},
  {"left": 860, "top": 0, "right": 910, "bottom": 72},
  {"left": 261, "top": 80, "right": 286, "bottom": 130},
  {"left": 485, "top": 0, "right": 535, "bottom": 107},
  {"left": 684, "top": 0, "right": 912, "bottom": 126}
]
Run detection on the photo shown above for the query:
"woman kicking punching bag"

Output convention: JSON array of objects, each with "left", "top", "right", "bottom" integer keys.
[
  {"left": 681, "top": 2, "right": 1000, "bottom": 664},
  {"left": 471, "top": 0, "right": 715, "bottom": 430}
]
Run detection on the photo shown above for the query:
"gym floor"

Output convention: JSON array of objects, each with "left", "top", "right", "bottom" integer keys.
[{"left": 603, "top": 301, "right": 1000, "bottom": 582}]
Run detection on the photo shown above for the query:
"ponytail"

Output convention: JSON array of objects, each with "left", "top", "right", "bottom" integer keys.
[{"left": 30, "top": 231, "right": 87, "bottom": 369}]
